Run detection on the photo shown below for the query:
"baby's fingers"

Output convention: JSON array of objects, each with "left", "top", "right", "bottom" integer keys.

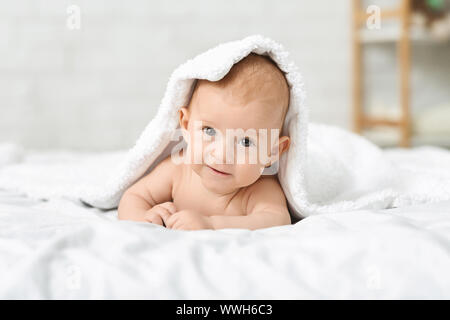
[
  {"left": 164, "top": 212, "right": 179, "bottom": 229},
  {"left": 172, "top": 220, "right": 185, "bottom": 230},
  {"left": 151, "top": 214, "right": 164, "bottom": 226},
  {"left": 159, "top": 202, "right": 177, "bottom": 215},
  {"left": 145, "top": 206, "right": 169, "bottom": 225},
  {"left": 153, "top": 208, "right": 173, "bottom": 227},
  {"left": 144, "top": 211, "right": 164, "bottom": 226}
]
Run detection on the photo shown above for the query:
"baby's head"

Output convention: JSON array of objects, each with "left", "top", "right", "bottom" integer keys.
[{"left": 178, "top": 53, "right": 291, "bottom": 193}]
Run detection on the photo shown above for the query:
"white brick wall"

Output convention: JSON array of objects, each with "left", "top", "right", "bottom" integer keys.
[{"left": 1, "top": 0, "right": 448, "bottom": 150}]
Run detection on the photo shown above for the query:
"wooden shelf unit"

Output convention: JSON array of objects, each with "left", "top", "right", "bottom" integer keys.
[{"left": 352, "top": 0, "right": 412, "bottom": 147}]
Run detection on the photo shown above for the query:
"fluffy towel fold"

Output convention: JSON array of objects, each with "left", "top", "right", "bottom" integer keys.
[{"left": 0, "top": 35, "right": 449, "bottom": 219}]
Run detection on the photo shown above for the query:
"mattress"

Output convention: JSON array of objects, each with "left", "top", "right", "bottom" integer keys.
[{"left": 1, "top": 187, "right": 449, "bottom": 299}]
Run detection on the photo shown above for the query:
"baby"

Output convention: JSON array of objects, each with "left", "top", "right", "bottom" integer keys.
[{"left": 118, "top": 53, "right": 292, "bottom": 230}]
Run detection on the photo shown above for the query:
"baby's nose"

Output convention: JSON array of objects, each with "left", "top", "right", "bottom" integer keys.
[{"left": 211, "top": 136, "right": 235, "bottom": 164}]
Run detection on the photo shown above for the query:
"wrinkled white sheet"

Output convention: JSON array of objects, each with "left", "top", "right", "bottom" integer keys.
[{"left": 1, "top": 188, "right": 449, "bottom": 299}]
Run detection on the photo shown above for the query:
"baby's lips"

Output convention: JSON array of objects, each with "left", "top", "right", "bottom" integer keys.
[{"left": 206, "top": 164, "right": 232, "bottom": 175}]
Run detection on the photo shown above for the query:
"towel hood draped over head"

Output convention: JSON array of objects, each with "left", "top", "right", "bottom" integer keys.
[
  {"left": 80, "top": 35, "right": 309, "bottom": 219},
  {"left": 79, "top": 35, "right": 450, "bottom": 219}
]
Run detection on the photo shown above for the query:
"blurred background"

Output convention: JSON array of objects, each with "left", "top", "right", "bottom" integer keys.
[{"left": 1, "top": 0, "right": 449, "bottom": 151}]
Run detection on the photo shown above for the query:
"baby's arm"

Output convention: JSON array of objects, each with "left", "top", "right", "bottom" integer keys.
[
  {"left": 209, "top": 177, "right": 291, "bottom": 230},
  {"left": 118, "top": 156, "right": 175, "bottom": 222}
]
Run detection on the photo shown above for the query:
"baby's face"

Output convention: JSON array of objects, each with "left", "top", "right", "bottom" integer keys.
[{"left": 178, "top": 79, "right": 290, "bottom": 194}]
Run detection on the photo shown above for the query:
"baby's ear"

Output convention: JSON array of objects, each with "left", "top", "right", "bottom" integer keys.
[
  {"left": 268, "top": 136, "right": 290, "bottom": 164},
  {"left": 179, "top": 107, "right": 189, "bottom": 130},
  {"left": 178, "top": 107, "right": 190, "bottom": 142}
]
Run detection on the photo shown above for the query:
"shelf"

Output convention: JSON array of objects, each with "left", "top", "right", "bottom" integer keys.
[
  {"left": 364, "top": 102, "right": 450, "bottom": 147},
  {"left": 359, "top": 26, "right": 450, "bottom": 44},
  {"left": 352, "top": 0, "right": 450, "bottom": 147},
  {"left": 352, "top": 0, "right": 411, "bottom": 147},
  {"left": 364, "top": 128, "right": 450, "bottom": 149}
]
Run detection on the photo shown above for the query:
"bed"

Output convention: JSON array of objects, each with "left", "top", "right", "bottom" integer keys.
[{"left": 0, "top": 144, "right": 449, "bottom": 299}]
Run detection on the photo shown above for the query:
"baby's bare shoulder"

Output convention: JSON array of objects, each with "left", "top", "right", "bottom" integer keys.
[
  {"left": 243, "top": 175, "right": 288, "bottom": 214},
  {"left": 123, "top": 154, "right": 180, "bottom": 205},
  {"left": 150, "top": 154, "right": 184, "bottom": 182},
  {"left": 134, "top": 154, "right": 182, "bottom": 190}
]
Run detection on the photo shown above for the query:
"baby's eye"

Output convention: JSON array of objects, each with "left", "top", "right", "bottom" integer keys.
[
  {"left": 202, "top": 126, "right": 216, "bottom": 136},
  {"left": 238, "top": 137, "right": 255, "bottom": 148}
]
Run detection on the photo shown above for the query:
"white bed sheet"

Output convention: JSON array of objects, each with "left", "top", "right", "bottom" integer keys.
[{"left": 1, "top": 188, "right": 449, "bottom": 299}]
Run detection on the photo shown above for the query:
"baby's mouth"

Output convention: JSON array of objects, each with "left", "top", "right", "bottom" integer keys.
[{"left": 206, "top": 165, "right": 231, "bottom": 176}]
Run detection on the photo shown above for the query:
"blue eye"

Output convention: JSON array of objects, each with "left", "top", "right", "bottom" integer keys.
[
  {"left": 239, "top": 137, "right": 254, "bottom": 147},
  {"left": 202, "top": 126, "right": 216, "bottom": 136}
]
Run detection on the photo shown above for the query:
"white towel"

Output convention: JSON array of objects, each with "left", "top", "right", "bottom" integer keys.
[{"left": 1, "top": 35, "right": 449, "bottom": 219}]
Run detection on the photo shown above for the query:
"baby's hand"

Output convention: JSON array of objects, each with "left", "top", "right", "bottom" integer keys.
[
  {"left": 144, "top": 202, "right": 177, "bottom": 227},
  {"left": 164, "top": 209, "right": 213, "bottom": 231}
]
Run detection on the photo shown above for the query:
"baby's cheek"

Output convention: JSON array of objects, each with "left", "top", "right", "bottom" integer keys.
[
  {"left": 235, "top": 163, "right": 264, "bottom": 186},
  {"left": 235, "top": 146, "right": 264, "bottom": 166},
  {"left": 259, "top": 138, "right": 278, "bottom": 164},
  {"left": 187, "top": 131, "right": 207, "bottom": 163}
]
